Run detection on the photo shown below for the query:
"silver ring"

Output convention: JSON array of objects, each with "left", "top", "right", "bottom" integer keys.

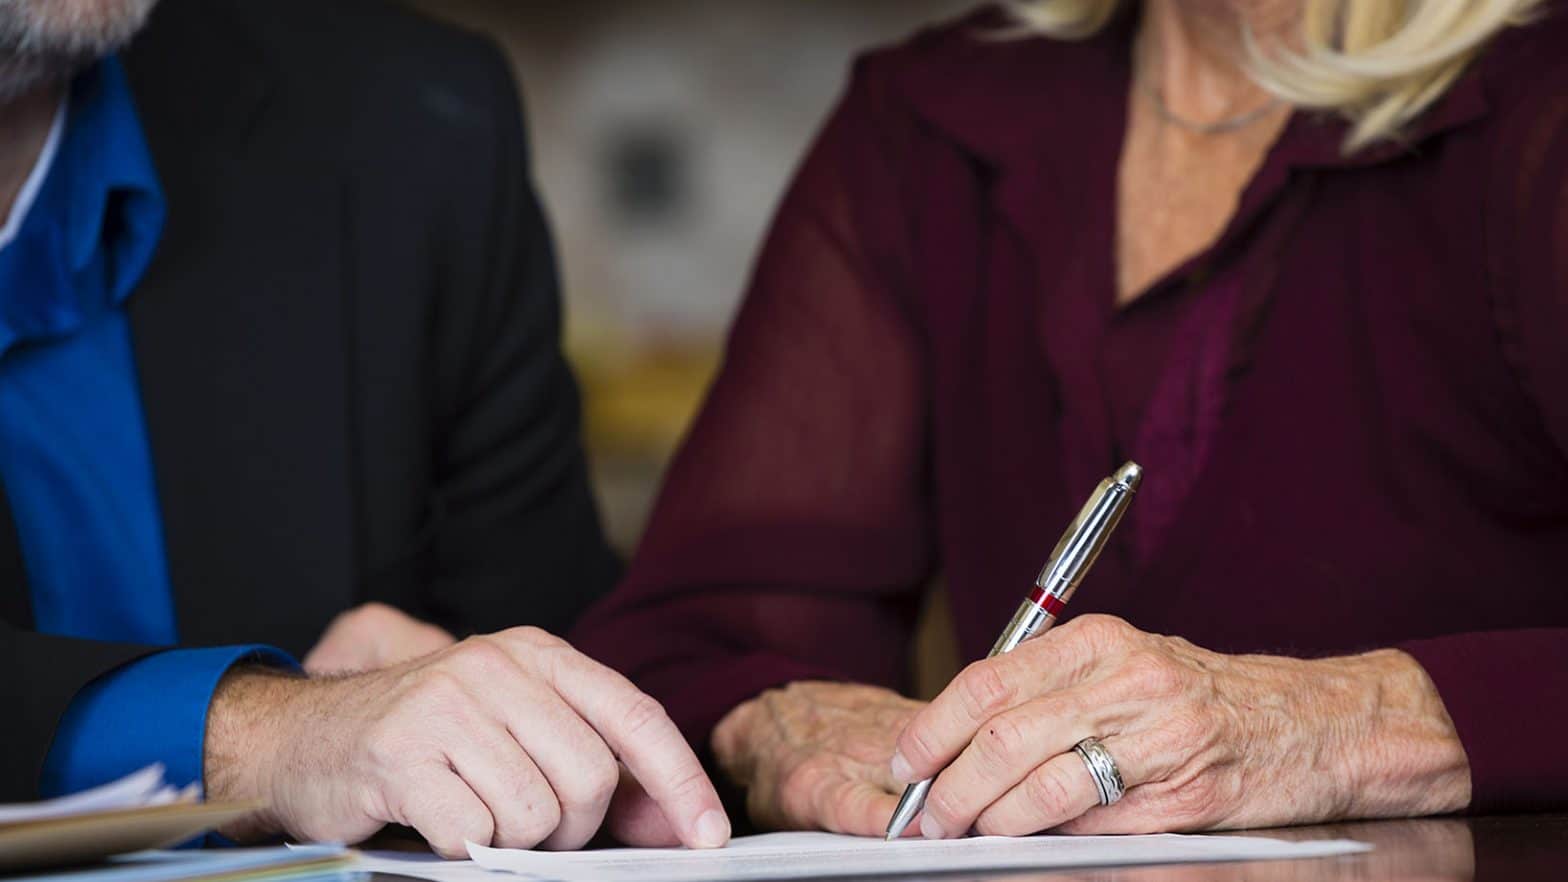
[{"left": 1072, "top": 737, "right": 1126, "bottom": 806}]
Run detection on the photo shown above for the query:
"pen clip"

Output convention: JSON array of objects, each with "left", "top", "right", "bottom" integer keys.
[{"left": 1035, "top": 462, "right": 1141, "bottom": 605}]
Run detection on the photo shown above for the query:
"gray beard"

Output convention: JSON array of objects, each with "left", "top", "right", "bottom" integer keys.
[
  {"left": 0, "top": 49, "right": 94, "bottom": 103},
  {"left": 0, "top": 0, "right": 159, "bottom": 103}
]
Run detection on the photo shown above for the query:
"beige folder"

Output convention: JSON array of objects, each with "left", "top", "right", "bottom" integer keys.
[{"left": 0, "top": 800, "right": 263, "bottom": 873}]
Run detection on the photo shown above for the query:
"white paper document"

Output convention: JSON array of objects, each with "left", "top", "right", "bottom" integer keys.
[
  {"left": 355, "top": 830, "right": 1370, "bottom": 882},
  {"left": 0, "top": 764, "right": 194, "bottom": 826}
]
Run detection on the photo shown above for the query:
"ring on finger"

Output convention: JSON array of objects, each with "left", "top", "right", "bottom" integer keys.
[{"left": 1072, "top": 737, "right": 1125, "bottom": 806}]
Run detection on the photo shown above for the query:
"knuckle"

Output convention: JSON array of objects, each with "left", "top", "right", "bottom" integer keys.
[
  {"left": 973, "top": 801, "right": 1028, "bottom": 837},
  {"left": 1022, "top": 765, "right": 1077, "bottom": 820},
  {"left": 425, "top": 835, "right": 470, "bottom": 859},
  {"left": 509, "top": 625, "right": 568, "bottom": 650},
  {"left": 782, "top": 757, "right": 833, "bottom": 802},
  {"left": 513, "top": 796, "right": 563, "bottom": 846},
  {"left": 620, "top": 693, "right": 674, "bottom": 739},
  {"left": 781, "top": 757, "right": 826, "bottom": 796},
  {"left": 664, "top": 761, "right": 721, "bottom": 815},
  {"left": 1124, "top": 651, "right": 1184, "bottom": 696},
  {"left": 972, "top": 811, "right": 1007, "bottom": 837},
  {"left": 899, "top": 720, "right": 945, "bottom": 768},
  {"left": 411, "top": 668, "right": 468, "bottom": 711},
  {"left": 500, "top": 760, "right": 540, "bottom": 801},
  {"left": 491, "top": 768, "right": 560, "bottom": 847},
  {"left": 451, "top": 636, "right": 512, "bottom": 676},
  {"left": 424, "top": 810, "right": 493, "bottom": 857},
  {"left": 1049, "top": 689, "right": 1091, "bottom": 723},
  {"left": 1074, "top": 614, "right": 1132, "bottom": 647},
  {"left": 664, "top": 760, "right": 712, "bottom": 801},
  {"left": 925, "top": 786, "right": 965, "bottom": 826},
  {"left": 957, "top": 661, "right": 1015, "bottom": 721},
  {"left": 973, "top": 712, "right": 1027, "bottom": 771},
  {"left": 562, "top": 758, "right": 619, "bottom": 811},
  {"left": 777, "top": 761, "right": 825, "bottom": 820},
  {"left": 587, "top": 761, "right": 621, "bottom": 805}
]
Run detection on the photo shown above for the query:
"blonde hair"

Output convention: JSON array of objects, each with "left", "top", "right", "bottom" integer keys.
[{"left": 1007, "top": 0, "right": 1546, "bottom": 152}]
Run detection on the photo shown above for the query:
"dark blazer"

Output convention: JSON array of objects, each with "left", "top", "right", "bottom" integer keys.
[{"left": 1, "top": 0, "right": 621, "bottom": 799}]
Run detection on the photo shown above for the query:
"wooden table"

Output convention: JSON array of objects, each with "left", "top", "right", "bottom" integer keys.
[
  {"left": 364, "top": 814, "right": 1568, "bottom": 882},
  {"left": 915, "top": 815, "right": 1568, "bottom": 881}
]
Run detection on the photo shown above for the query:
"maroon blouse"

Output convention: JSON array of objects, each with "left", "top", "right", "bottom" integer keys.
[{"left": 573, "top": 4, "right": 1568, "bottom": 814}]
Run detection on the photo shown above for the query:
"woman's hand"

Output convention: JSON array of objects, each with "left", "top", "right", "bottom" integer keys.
[
  {"left": 712, "top": 681, "right": 925, "bottom": 836},
  {"left": 892, "top": 615, "right": 1471, "bottom": 838}
]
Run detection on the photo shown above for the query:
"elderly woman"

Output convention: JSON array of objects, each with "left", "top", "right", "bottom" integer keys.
[{"left": 573, "top": 0, "right": 1568, "bottom": 839}]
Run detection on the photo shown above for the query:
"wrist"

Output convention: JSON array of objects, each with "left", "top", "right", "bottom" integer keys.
[
  {"left": 203, "top": 666, "right": 309, "bottom": 840},
  {"left": 1323, "top": 649, "right": 1471, "bottom": 819}
]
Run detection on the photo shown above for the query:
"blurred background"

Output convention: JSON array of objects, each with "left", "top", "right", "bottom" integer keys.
[
  {"left": 408, "top": 0, "right": 973, "bottom": 550},
  {"left": 405, "top": 1, "right": 979, "bottom": 694}
]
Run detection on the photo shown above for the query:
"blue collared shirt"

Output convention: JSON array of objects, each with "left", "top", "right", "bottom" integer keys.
[{"left": 0, "top": 58, "right": 292, "bottom": 799}]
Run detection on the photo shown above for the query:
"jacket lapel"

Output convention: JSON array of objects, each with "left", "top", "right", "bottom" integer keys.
[{"left": 122, "top": 0, "right": 357, "bottom": 654}]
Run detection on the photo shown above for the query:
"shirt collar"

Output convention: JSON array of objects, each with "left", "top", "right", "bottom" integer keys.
[
  {"left": 58, "top": 55, "right": 167, "bottom": 305},
  {"left": 892, "top": 10, "right": 1493, "bottom": 178},
  {"left": 0, "top": 100, "right": 65, "bottom": 251},
  {"left": 0, "top": 56, "right": 166, "bottom": 351}
]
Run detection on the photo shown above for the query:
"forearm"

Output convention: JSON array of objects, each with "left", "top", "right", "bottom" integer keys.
[{"left": 1315, "top": 649, "right": 1470, "bottom": 819}]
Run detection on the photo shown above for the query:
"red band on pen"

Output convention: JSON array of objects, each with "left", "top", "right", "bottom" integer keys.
[{"left": 1028, "top": 585, "right": 1066, "bottom": 617}]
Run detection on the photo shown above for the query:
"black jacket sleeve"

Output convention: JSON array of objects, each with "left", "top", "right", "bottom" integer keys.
[
  {"left": 1, "top": 625, "right": 155, "bottom": 799},
  {"left": 413, "top": 42, "right": 621, "bottom": 639}
]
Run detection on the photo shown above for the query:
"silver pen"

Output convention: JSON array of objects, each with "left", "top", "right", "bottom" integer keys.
[{"left": 884, "top": 461, "right": 1143, "bottom": 841}]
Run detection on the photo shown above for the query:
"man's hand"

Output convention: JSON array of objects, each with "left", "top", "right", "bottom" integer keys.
[
  {"left": 711, "top": 681, "right": 925, "bottom": 836},
  {"left": 303, "top": 602, "right": 456, "bottom": 674},
  {"left": 205, "top": 627, "right": 731, "bottom": 856}
]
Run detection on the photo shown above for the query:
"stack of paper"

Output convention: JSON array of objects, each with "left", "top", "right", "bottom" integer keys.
[
  {"left": 6, "top": 846, "right": 351, "bottom": 882},
  {"left": 0, "top": 766, "right": 264, "bottom": 873},
  {"left": 0, "top": 766, "right": 195, "bottom": 827}
]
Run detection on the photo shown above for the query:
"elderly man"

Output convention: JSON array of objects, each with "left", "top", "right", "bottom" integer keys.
[{"left": 0, "top": 0, "right": 728, "bottom": 856}]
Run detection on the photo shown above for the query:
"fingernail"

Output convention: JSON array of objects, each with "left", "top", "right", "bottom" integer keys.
[
  {"left": 694, "top": 809, "right": 730, "bottom": 849},
  {"left": 920, "top": 814, "right": 946, "bottom": 840},
  {"left": 890, "top": 751, "right": 914, "bottom": 783}
]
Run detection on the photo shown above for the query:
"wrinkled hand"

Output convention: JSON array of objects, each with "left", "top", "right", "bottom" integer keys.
[
  {"left": 303, "top": 602, "right": 456, "bottom": 674},
  {"left": 206, "top": 627, "right": 731, "bottom": 856},
  {"left": 713, "top": 682, "right": 925, "bottom": 836},
  {"left": 892, "top": 615, "right": 1470, "bottom": 838}
]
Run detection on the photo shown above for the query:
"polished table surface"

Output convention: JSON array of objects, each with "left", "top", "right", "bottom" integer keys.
[{"left": 366, "top": 814, "right": 1568, "bottom": 882}]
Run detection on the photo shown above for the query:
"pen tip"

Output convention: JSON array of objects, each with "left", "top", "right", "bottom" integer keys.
[{"left": 1115, "top": 461, "right": 1143, "bottom": 490}]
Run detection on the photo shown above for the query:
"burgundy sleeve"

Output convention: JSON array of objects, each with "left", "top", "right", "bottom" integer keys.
[
  {"left": 1399, "top": 54, "right": 1568, "bottom": 814},
  {"left": 570, "top": 56, "right": 936, "bottom": 746},
  {"left": 1399, "top": 632, "right": 1568, "bottom": 812}
]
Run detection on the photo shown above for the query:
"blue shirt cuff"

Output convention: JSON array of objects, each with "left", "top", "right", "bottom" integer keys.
[{"left": 40, "top": 645, "right": 298, "bottom": 798}]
